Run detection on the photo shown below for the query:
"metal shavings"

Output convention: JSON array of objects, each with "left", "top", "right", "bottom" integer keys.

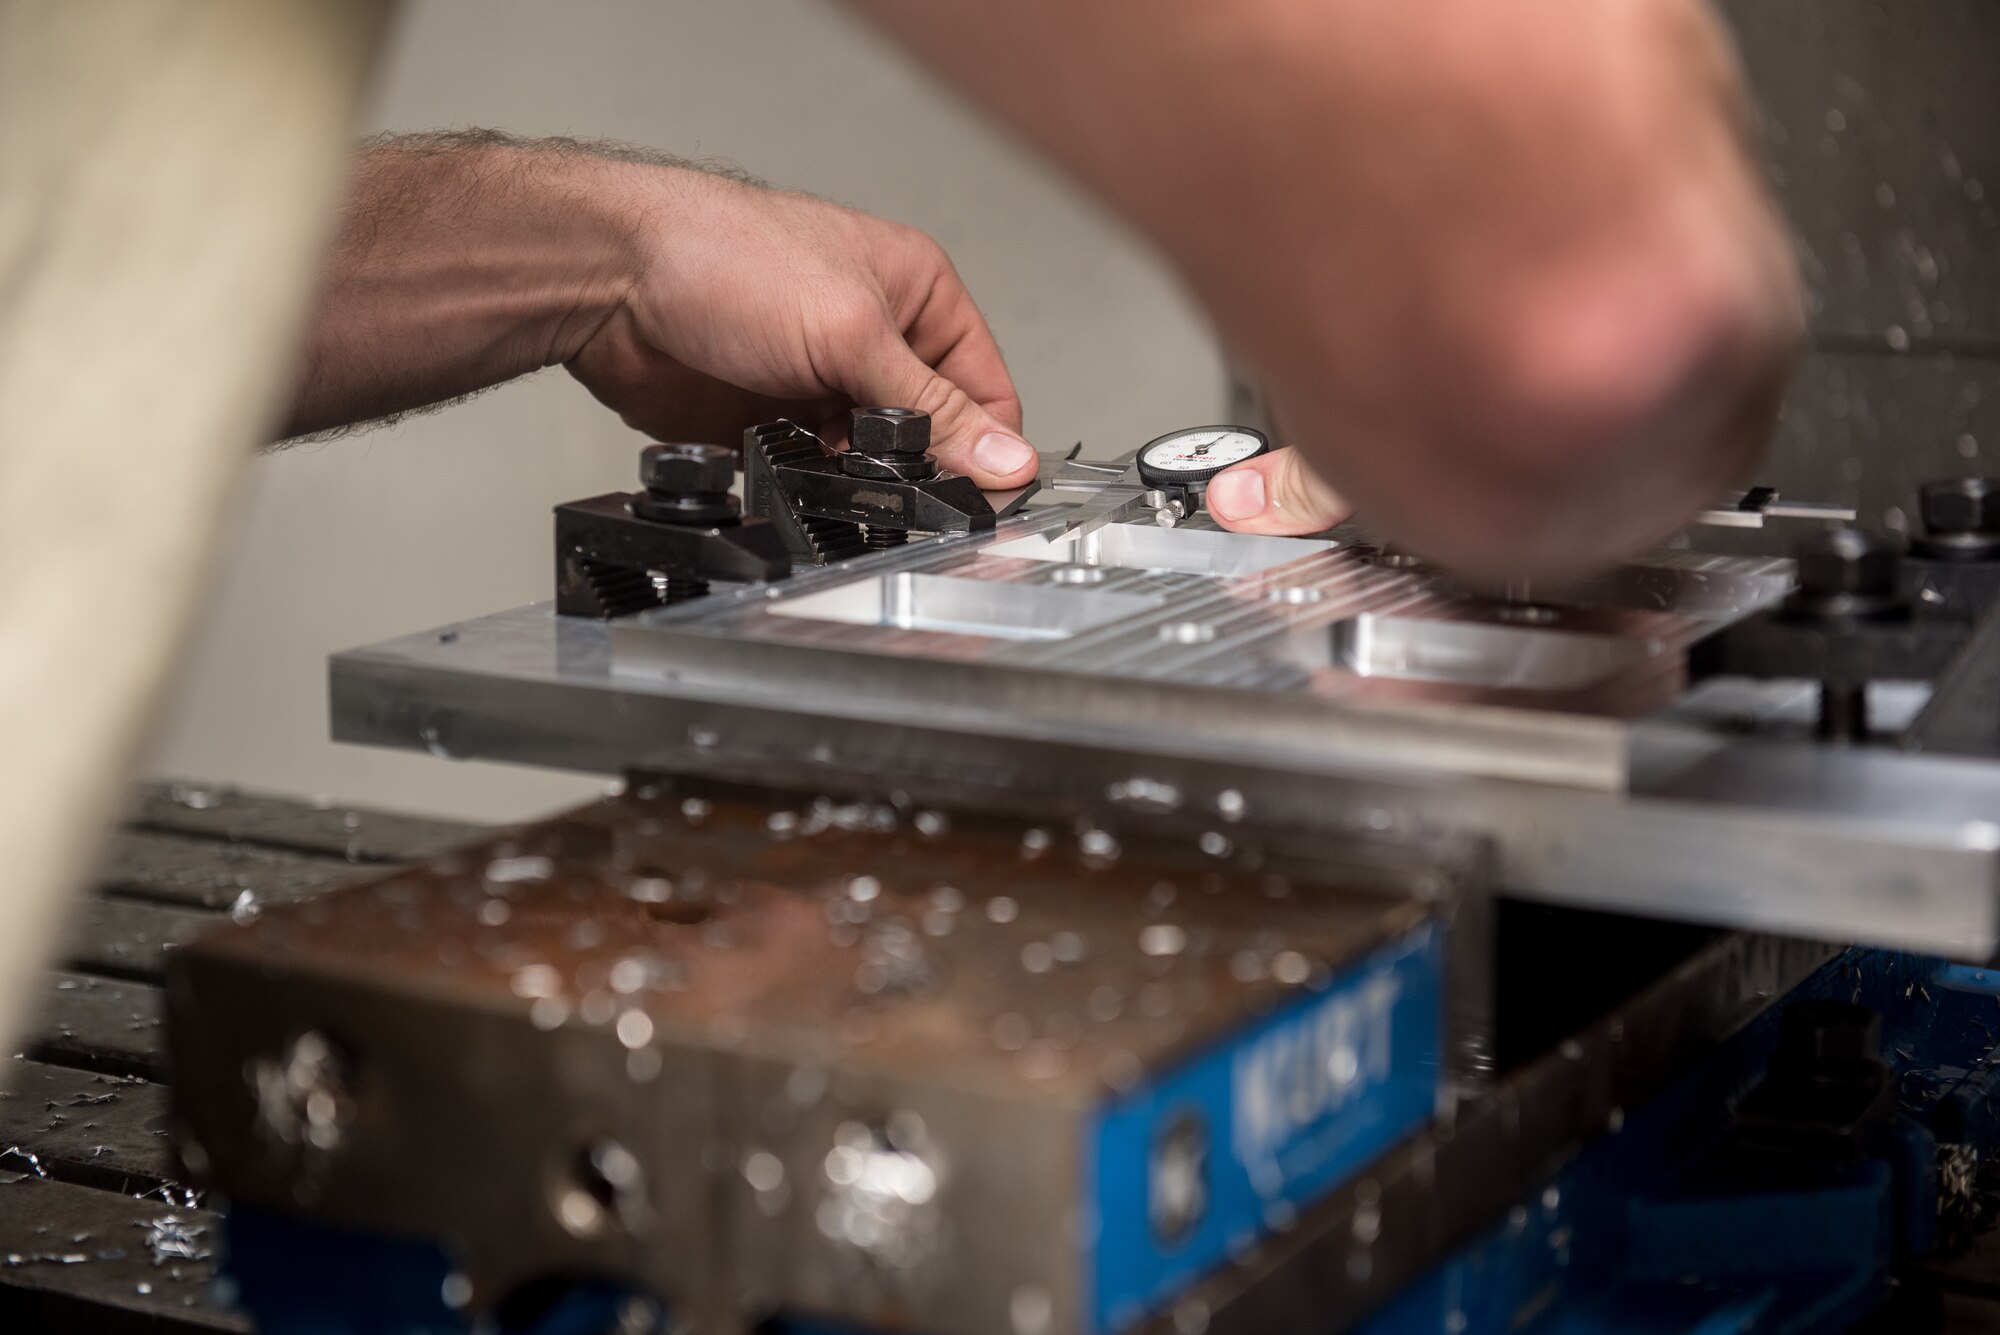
[
  {"left": 137, "top": 1215, "right": 210, "bottom": 1266},
  {"left": 55, "top": 1091, "right": 120, "bottom": 1109},
  {"left": 136, "top": 1182, "right": 203, "bottom": 1209},
  {"left": 4, "top": 1251, "right": 87, "bottom": 1266}
]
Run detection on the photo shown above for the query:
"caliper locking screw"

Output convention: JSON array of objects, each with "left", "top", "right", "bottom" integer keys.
[
  {"left": 632, "top": 442, "right": 741, "bottom": 600},
  {"left": 1915, "top": 477, "right": 2000, "bottom": 562}
]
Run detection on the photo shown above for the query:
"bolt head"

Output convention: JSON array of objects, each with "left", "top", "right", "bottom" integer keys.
[
  {"left": 1922, "top": 478, "right": 2000, "bottom": 535},
  {"left": 1795, "top": 528, "right": 1900, "bottom": 599},
  {"left": 640, "top": 443, "right": 734, "bottom": 497},
  {"left": 850, "top": 407, "right": 931, "bottom": 458}
]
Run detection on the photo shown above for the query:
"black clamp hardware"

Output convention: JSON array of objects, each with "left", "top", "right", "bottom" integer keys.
[
  {"left": 554, "top": 442, "right": 791, "bottom": 619},
  {"left": 1728, "top": 1000, "right": 1894, "bottom": 1175},
  {"left": 1914, "top": 477, "right": 2000, "bottom": 564},
  {"left": 1691, "top": 525, "right": 1975, "bottom": 742},
  {"left": 743, "top": 407, "right": 1001, "bottom": 564}
]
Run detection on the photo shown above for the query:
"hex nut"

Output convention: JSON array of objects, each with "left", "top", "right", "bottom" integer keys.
[
  {"left": 850, "top": 407, "right": 931, "bottom": 458},
  {"left": 1795, "top": 528, "right": 1899, "bottom": 599},
  {"left": 641, "top": 443, "right": 735, "bottom": 497},
  {"left": 1921, "top": 478, "right": 2000, "bottom": 535}
]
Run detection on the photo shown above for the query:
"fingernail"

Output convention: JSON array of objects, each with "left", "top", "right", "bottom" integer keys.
[
  {"left": 1207, "top": 468, "right": 1266, "bottom": 521},
  {"left": 973, "top": 432, "right": 1036, "bottom": 477}
]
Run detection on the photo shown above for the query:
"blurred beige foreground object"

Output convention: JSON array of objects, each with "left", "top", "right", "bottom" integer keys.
[{"left": 0, "top": 0, "right": 393, "bottom": 1051}]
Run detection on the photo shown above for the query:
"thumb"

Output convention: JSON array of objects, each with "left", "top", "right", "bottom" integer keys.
[
  {"left": 1204, "top": 446, "right": 1351, "bottom": 535},
  {"left": 828, "top": 320, "right": 1039, "bottom": 488}
]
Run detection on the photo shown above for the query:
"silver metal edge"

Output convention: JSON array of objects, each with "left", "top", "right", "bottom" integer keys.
[{"left": 331, "top": 640, "right": 2000, "bottom": 960}]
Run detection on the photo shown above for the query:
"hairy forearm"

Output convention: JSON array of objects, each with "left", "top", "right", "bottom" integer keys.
[{"left": 280, "top": 132, "right": 653, "bottom": 439}]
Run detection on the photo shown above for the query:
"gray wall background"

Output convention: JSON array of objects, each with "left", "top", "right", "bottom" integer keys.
[
  {"left": 1714, "top": 0, "right": 2000, "bottom": 542},
  {"left": 143, "top": 0, "right": 1229, "bottom": 821}
]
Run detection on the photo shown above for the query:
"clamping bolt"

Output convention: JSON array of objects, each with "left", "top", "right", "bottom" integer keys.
[
  {"left": 1915, "top": 477, "right": 2000, "bottom": 562},
  {"left": 1784, "top": 528, "right": 1906, "bottom": 625},
  {"left": 1784, "top": 529, "right": 1908, "bottom": 744},
  {"left": 842, "top": 407, "right": 939, "bottom": 481},
  {"left": 634, "top": 442, "right": 740, "bottom": 526}
]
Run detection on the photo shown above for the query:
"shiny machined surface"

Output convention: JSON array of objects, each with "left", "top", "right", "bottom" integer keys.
[
  {"left": 768, "top": 570, "right": 1167, "bottom": 641},
  {"left": 1330, "top": 612, "right": 1657, "bottom": 693},
  {"left": 609, "top": 510, "right": 1788, "bottom": 790},
  {"left": 986, "top": 525, "right": 1331, "bottom": 578},
  {"left": 327, "top": 508, "right": 2000, "bottom": 959}
]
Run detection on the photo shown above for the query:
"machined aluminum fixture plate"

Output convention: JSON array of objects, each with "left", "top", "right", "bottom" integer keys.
[
  {"left": 327, "top": 508, "right": 2000, "bottom": 960},
  {"left": 601, "top": 511, "right": 1792, "bottom": 793}
]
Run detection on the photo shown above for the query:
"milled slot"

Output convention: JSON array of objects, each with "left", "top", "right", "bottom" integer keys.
[
  {"left": 769, "top": 572, "right": 1163, "bottom": 641},
  {"left": 984, "top": 525, "right": 1334, "bottom": 577},
  {"left": 1331, "top": 613, "right": 1657, "bottom": 691}
]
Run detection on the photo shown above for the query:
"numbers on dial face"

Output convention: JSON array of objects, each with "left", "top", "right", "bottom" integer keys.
[{"left": 1140, "top": 428, "right": 1265, "bottom": 474}]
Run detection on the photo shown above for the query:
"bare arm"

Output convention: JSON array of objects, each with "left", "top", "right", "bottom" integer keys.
[
  {"left": 282, "top": 132, "right": 635, "bottom": 438},
  {"left": 845, "top": 0, "right": 1800, "bottom": 577},
  {"left": 282, "top": 132, "right": 1037, "bottom": 486}
]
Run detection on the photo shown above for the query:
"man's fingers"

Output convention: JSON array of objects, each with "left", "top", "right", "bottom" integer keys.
[
  {"left": 905, "top": 272, "right": 1025, "bottom": 435},
  {"left": 832, "top": 318, "right": 1038, "bottom": 488},
  {"left": 1204, "top": 447, "right": 1351, "bottom": 535}
]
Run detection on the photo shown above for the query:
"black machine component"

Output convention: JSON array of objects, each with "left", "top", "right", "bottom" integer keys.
[
  {"left": 1690, "top": 477, "right": 2000, "bottom": 746},
  {"left": 743, "top": 407, "right": 1001, "bottom": 564},
  {"left": 1133, "top": 425, "right": 1270, "bottom": 525},
  {"left": 553, "top": 443, "right": 791, "bottom": 619},
  {"left": 1914, "top": 478, "right": 2000, "bottom": 564},
  {"left": 1730, "top": 1000, "right": 1896, "bottom": 1172}
]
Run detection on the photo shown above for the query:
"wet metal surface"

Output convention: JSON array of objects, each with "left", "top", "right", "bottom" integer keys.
[
  {"left": 65, "top": 899, "right": 224, "bottom": 984},
  {"left": 0, "top": 1060, "right": 178, "bottom": 1196},
  {"left": 96, "top": 830, "right": 381, "bottom": 911},
  {"left": 0, "top": 784, "right": 469, "bottom": 1331},
  {"left": 25, "top": 972, "right": 167, "bottom": 1081},
  {"left": 20, "top": 783, "right": 1932, "bottom": 1334},
  {"left": 0, "top": 1176, "right": 241, "bottom": 1332},
  {"left": 124, "top": 780, "right": 483, "bottom": 864},
  {"left": 169, "top": 784, "right": 1450, "bottom": 1335},
  {"left": 183, "top": 786, "right": 1430, "bottom": 1094}
]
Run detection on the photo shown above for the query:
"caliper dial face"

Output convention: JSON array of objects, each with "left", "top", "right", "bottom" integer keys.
[{"left": 1136, "top": 426, "right": 1269, "bottom": 486}]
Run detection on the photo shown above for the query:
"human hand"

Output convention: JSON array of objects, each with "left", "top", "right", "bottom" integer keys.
[
  {"left": 849, "top": 0, "right": 1800, "bottom": 576},
  {"left": 566, "top": 169, "right": 1037, "bottom": 488},
  {"left": 1203, "top": 446, "right": 1351, "bottom": 536}
]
